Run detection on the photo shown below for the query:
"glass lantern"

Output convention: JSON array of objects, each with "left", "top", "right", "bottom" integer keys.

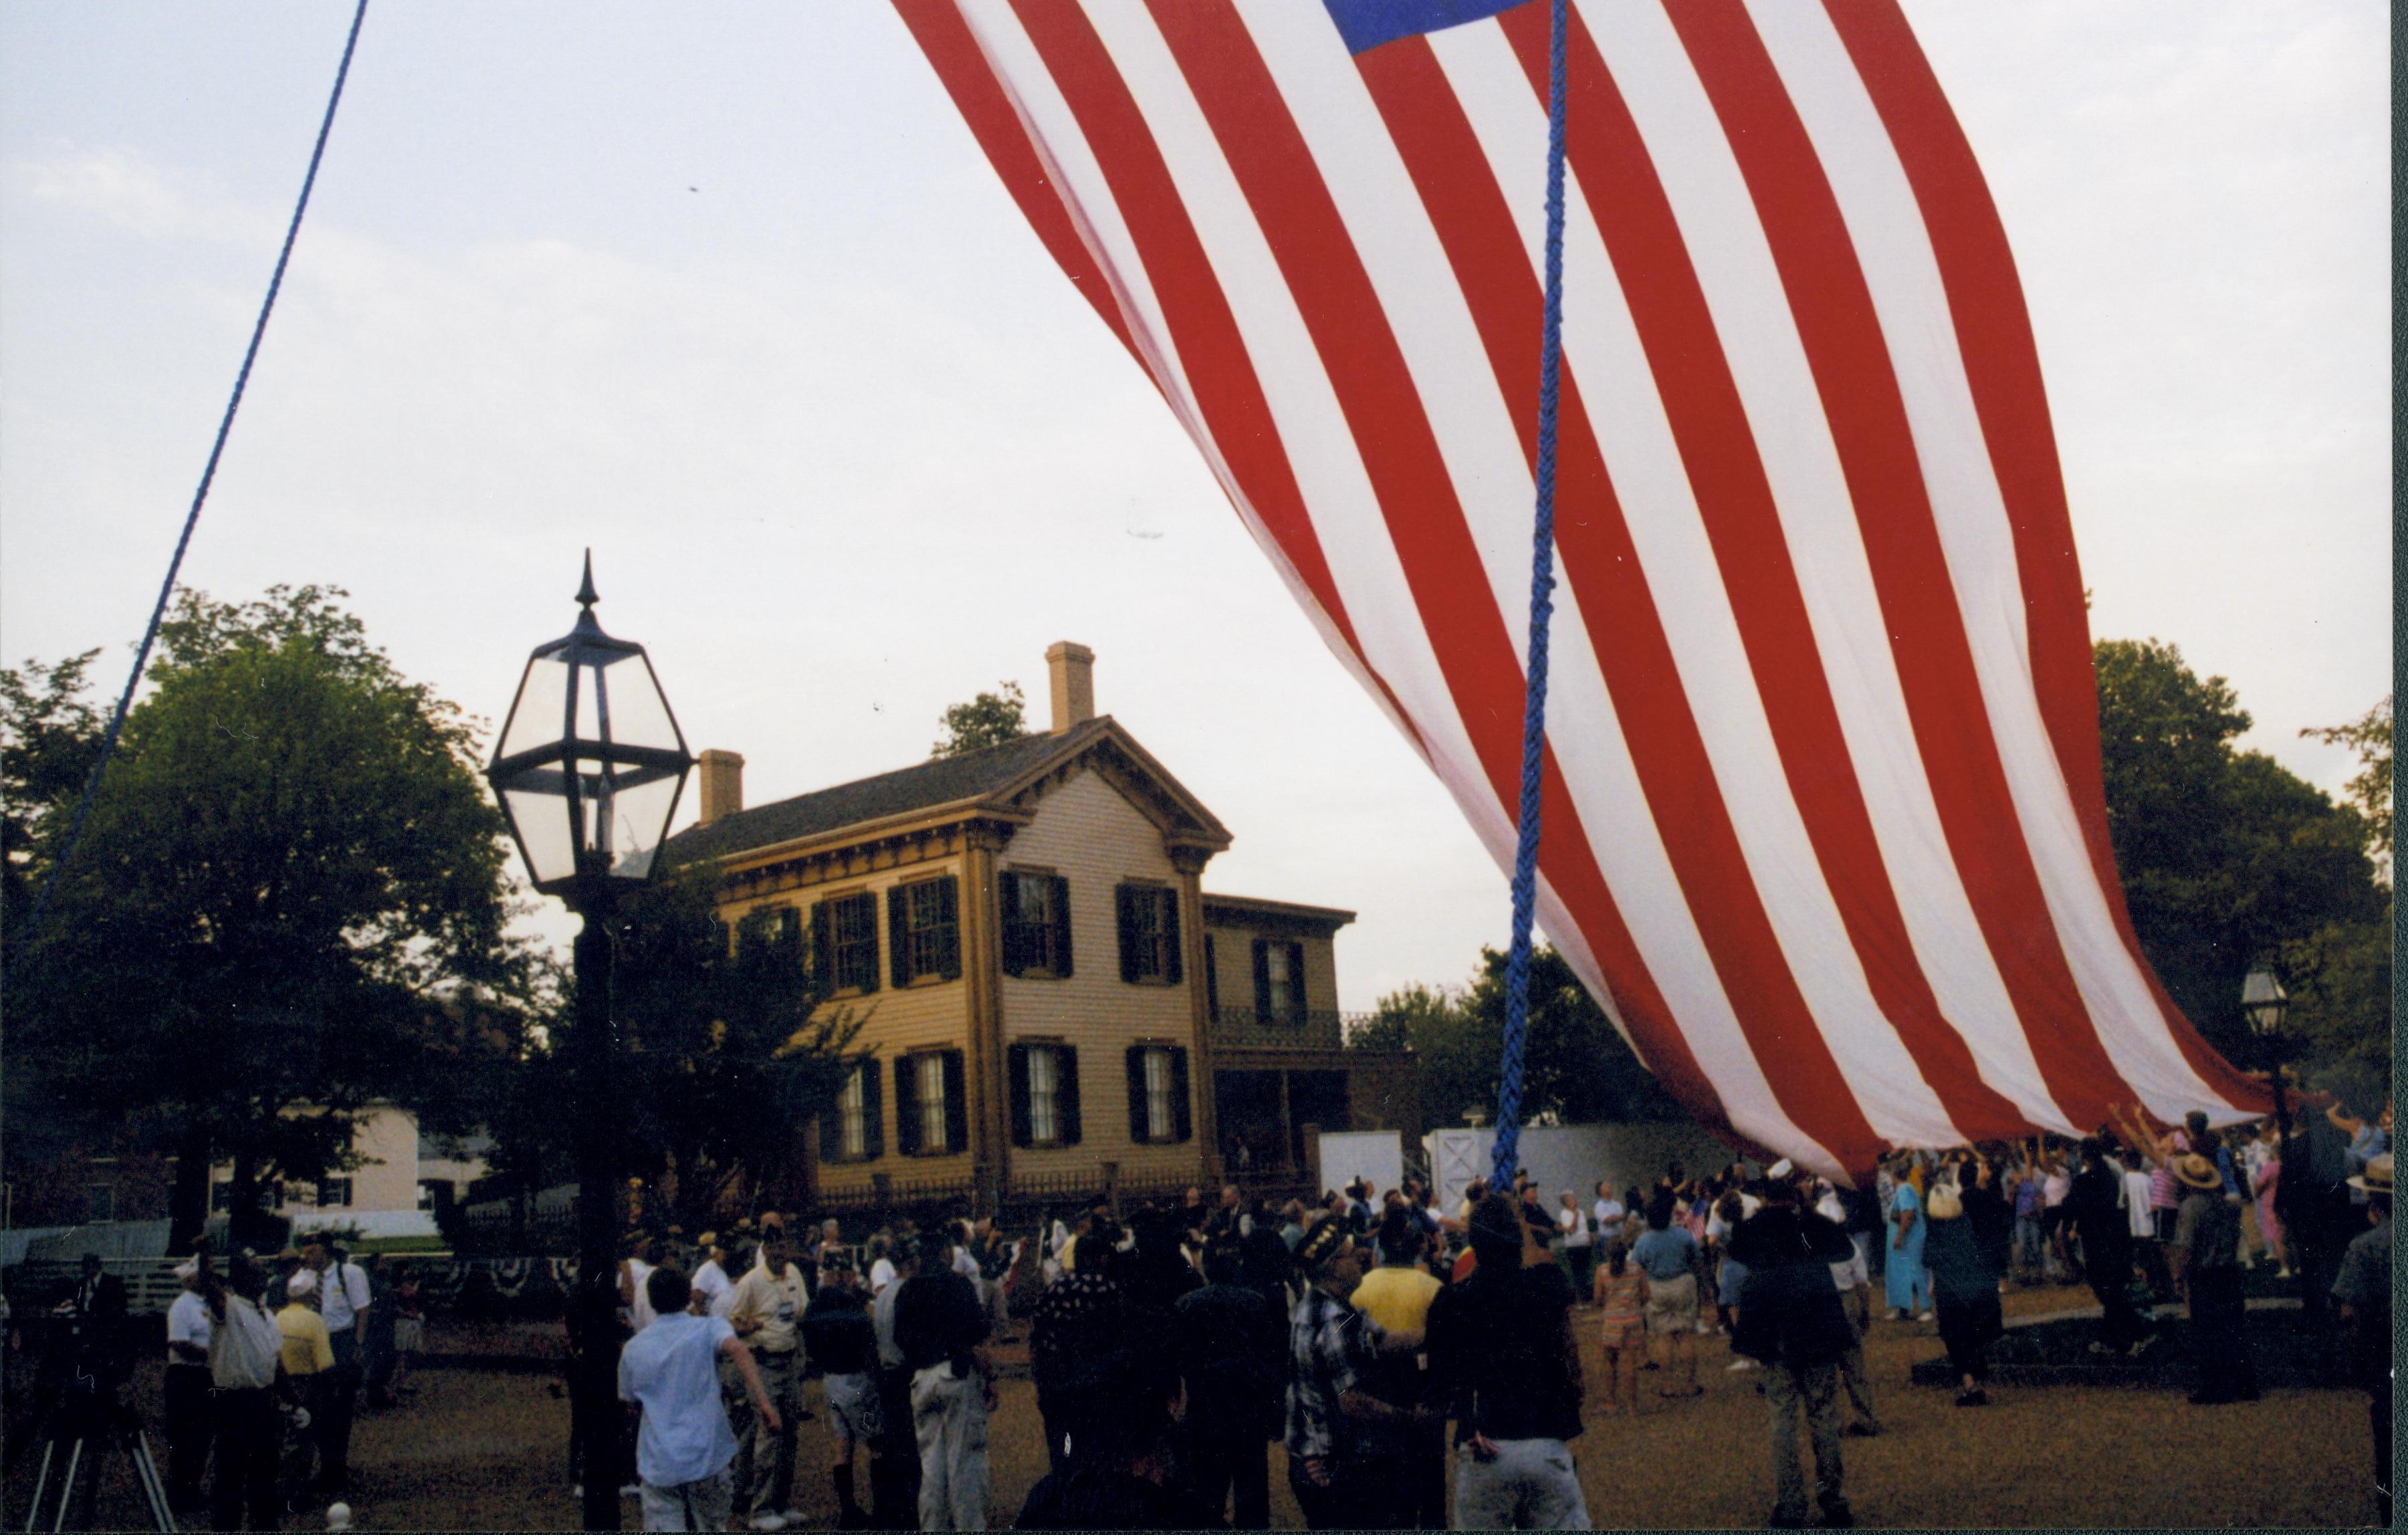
[
  {"left": 487, "top": 556, "right": 692, "bottom": 903},
  {"left": 2240, "top": 966, "right": 2288, "bottom": 1040}
]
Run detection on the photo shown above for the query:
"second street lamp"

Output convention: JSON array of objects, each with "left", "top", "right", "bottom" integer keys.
[{"left": 488, "top": 554, "right": 692, "bottom": 1532}]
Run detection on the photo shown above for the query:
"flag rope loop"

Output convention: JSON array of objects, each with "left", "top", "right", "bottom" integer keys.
[
  {"left": 1492, "top": 0, "right": 1571, "bottom": 1193},
  {"left": 16, "top": 0, "right": 370, "bottom": 955}
]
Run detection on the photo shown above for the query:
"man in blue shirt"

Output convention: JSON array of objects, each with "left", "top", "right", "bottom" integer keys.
[
  {"left": 619, "top": 1268, "right": 780, "bottom": 1532},
  {"left": 1630, "top": 1195, "right": 1702, "bottom": 1397}
]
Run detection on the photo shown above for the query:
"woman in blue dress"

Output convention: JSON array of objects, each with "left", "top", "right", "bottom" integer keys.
[{"left": 1886, "top": 1157, "right": 1932, "bottom": 1320}]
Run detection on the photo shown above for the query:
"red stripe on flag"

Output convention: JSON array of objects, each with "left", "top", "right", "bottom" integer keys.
[
  {"left": 981, "top": 0, "right": 1426, "bottom": 757},
  {"left": 1150, "top": 0, "right": 1875, "bottom": 1167},
  {"left": 1820, "top": 0, "right": 2264, "bottom": 1112},
  {"left": 1355, "top": 34, "right": 2026, "bottom": 1155},
  {"left": 891, "top": 0, "right": 1138, "bottom": 360},
  {"left": 1662, "top": 0, "right": 2130, "bottom": 1133}
]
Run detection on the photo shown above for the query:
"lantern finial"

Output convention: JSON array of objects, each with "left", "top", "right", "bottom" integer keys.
[{"left": 576, "top": 549, "right": 599, "bottom": 612}]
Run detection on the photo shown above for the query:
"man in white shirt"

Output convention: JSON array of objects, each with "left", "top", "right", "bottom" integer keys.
[
  {"left": 691, "top": 1233, "right": 734, "bottom": 1320},
  {"left": 165, "top": 1259, "right": 215, "bottom": 1513},
  {"left": 625, "top": 1235, "right": 660, "bottom": 1334},
  {"left": 203, "top": 1254, "right": 286, "bottom": 1531},
  {"left": 305, "top": 1237, "right": 372, "bottom": 1498},
  {"left": 726, "top": 1226, "right": 808, "bottom": 1529},
  {"left": 620, "top": 1266, "right": 780, "bottom": 1532}
]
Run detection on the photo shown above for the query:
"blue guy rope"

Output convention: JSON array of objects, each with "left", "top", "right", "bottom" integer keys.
[
  {"left": 16, "top": 0, "right": 370, "bottom": 951},
  {"left": 1492, "top": 0, "right": 1571, "bottom": 1194}
]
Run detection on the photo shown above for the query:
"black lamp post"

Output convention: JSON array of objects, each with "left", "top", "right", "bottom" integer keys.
[
  {"left": 488, "top": 554, "right": 691, "bottom": 1532},
  {"left": 2242, "top": 965, "right": 2291, "bottom": 1141}
]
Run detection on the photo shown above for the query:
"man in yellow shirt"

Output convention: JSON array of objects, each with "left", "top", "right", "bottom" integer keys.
[
  {"left": 1349, "top": 1211, "right": 1444, "bottom": 1530},
  {"left": 278, "top": 1268, "right": 337, "bottom": 1504}
]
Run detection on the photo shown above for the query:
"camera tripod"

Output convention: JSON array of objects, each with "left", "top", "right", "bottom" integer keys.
[{"left": 18, "top": 1389, "right": 176, "bottom": 1534}]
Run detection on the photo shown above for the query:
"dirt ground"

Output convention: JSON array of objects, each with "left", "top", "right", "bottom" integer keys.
[{"left": 12, "top": 1282, "right": 2382, "bottom": 1530}]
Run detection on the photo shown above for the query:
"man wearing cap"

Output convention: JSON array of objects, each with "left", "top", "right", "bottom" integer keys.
[
  {"left": 727, "top": 1223, "right": 809, "bottom": 1528},
  {"left": 1726, "top": 1163, "right": 1858, "bottom": 1530},
  {"left": 2332, "top": 1152, "right": 2391, "bottom": 1521},
  {"left": 1424, "top": 1194, "right": 1585, "bottom": 1530},
  {"left": 165, "top": 1256, "right": 215, "bottom": 1513},
  {"left": 1285, "top": 1217, "right": 1424, "bottom": 1530},
  {"left": 2167, "top": 1151, "right": 2257, "bottom": 1405},
  {"left": 278, "top": 1268, "right": 338, "bottom": 1504}
]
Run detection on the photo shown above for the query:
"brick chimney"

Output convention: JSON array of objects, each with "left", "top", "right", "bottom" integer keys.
[
  {"left": 1046, "top": 642, "right": 1095, "bottom": 734},
  {"left": 697, "top": 749, "right": 745, "bottom": 826}
]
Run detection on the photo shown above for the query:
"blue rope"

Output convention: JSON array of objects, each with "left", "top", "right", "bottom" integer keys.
[
  {"left": 15, "top": 1, "right": 369, "bottom": 952},
  {"left": 1493, "top": 0, "right": 1569, "bottom": 1193}
]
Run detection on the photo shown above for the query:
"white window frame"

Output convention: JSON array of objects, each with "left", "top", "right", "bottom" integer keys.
[
  {"left": 1143, "top": 1047, "right": 1174, "bottom": 1143},
  {"left": 839, "top": 1067, "right": 870, "bottom": 1160},
  {"left": 1028, "top": 1045, "right": 1061, "bottom": 1145},
  {"left": 917, "top": 1053, "right": 950, "bottom": 1153}
]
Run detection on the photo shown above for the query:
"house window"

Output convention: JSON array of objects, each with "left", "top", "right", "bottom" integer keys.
[
  {"left": 318, "top": 1178, "right": 353, "bottom": 1209},
  {"left": 889, "top": 877, "right": 961, "bottom": 985},
  {"left": 917, "top": 1055, "right": 948, "bottom": 1149},
  {"left": 83, "top": 1183, "right": 115, "bottom": 1223},
  {"left": 1123, "top": 1045, "right": 1192, "bottom": 1144},
  {"left": 1253, "top": 939, "right": 1307, "bottom": 1022},
  {"left": 840, "top": 1066, "right": 870, "bottom": 1159},
  {"left": 897, "top": 1050, "right": 968, "bottom": 1156},
  {"left": 820, "top": 1059, "right": 884, "bottom": 1164},
  {"left": 1001, "top": 872, "right": 1073, "bottom": 977},
  {"left": 1115, "top": 884, "right": 1182, "bottom": 984},
  {"left": 814, "top": 892, "right": 881, "bottom": 994},
  {"left": 1008, "top": 1042, "right": 1081, "bottom": 1147}
]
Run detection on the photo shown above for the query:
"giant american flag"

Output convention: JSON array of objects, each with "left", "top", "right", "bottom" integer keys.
[{"left": 891, "top": 0, "right": 2268, "bottom": 1177}]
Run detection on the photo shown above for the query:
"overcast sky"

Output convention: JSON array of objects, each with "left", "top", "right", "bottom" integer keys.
[{"left": 2, "top": 2, "right": 2387, "bottom": 1010}]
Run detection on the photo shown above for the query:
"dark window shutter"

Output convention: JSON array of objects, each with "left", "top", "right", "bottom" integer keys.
[
  {"left": 1000, "top": 874, "right": 1025, "bottom": 977},
  {"left": 1051, "top": 874, "right": 1073, "bottom": 979},
  {"left": 888, "top": 887, "right": 910, "bottom": 988},
  {"left": 1126, "top": 1046, "right": 1150, "bottom": 1144},
  {"left": 942, "top": 1051, "right": 969, "bottom": 1155},
  {"left": 1162, "top": 891, "right": 1183, "bottom": 983},
  {"left": 1252, "top": 940, "right": 1272, "bottom": 1021},
  {"left": 1287, "top": 943, "right": 1306, "bottom": 1020},
  {"left": 1170, "top": 1048, "right": 1192, "bottom": 1143},
  {"left": 1204, "top": 935, "right": 1218, "bottom": 1016},
  {"left": 1116, "top": 886, "right": 1139, "bottom": 983},
  {"left": 937, "top": 877, "right": 962, "bottom": 981},
  {"left": 1060, "top": 1047, "right": 1083, "bottom": 1147},
  {"left": 862, "top": 1058, "right": 884, "bottom": 1160},
  {"left": 810, "top": 902, "right": 833, "bottom": 985},
  {"left": 819, "top": 1082, "right": 844, "bottom": 1161},
  {"left": 894, "top": 1056, "right": 921, "bottom": 1157},
  {"left": 776, "top": 905, "right": 801, "bottom": 954},
  {"left": 1007, "top": 1044, "right": 1032, "bottom": 1148}
]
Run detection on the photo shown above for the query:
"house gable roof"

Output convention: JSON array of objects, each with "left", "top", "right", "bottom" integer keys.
[{"left": 661, "top": 716, "right": 1231, "bottom": 872}]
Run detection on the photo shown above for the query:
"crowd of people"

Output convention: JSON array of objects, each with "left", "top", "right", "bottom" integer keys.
[
  {"left": 88, "top": 1088, "right": 2387, "bottom": 1530},
  {"left": 595, "top": 1094, "right": 2389, "bottom": 1531}
]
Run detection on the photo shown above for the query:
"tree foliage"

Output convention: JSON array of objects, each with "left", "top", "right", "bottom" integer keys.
[
  {"left": 1, "top": 646, "right": 106, "bottom": 911},
  {"left": 2093, "top": 638, "right": 2387, "bottom": 1064},
  {"left": 598, "top": 866, "right": 865, "bottom": 1233},
  {"left": 931, "top": 681, "right": 1028, "bottom": 758},
  {"left": 5, "top": 587, "right": 536, "bottom": 1236},
  {"left": 1360, "top": 947, "right": 1686, "bottom": 1129},
  {"left": 2303, "top": 694, "right": 2392, "bottom": 877}
]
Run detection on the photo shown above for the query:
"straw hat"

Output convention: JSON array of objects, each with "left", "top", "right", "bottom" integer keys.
[{"left": 2172, "top": 1153, "right": 2222, "bottom": 1191}]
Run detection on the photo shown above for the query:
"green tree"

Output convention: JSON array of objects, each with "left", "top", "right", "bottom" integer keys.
[
  {"left": 932, "top": 681, "right": 1028, "bottom": 758},
  {"left": 601, "top": 866, "right": 864, "bottom": 1234},
  {"left": 2276, "top": 695, "right": 2394, "bottom": 1080},
  {"left": 0, "top": 646, "right": 106, "bottom": 911},
  {"left": 2303, "top": 695, "right": 2392, "bottom": 876},
  {"left": 1361, "top": 949, "right": 1686, "bottom": 1129},
  {"left": 2094, "top": 639, "right": 2386, "bottom": 1061},
  {"left": 7, "top": 586, "right": 534, "bottom": 1244}
]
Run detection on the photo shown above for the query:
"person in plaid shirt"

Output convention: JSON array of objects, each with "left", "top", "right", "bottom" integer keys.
[{"left": 1284, "top": 1217, "right": 1426, "bottom": 1529}]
